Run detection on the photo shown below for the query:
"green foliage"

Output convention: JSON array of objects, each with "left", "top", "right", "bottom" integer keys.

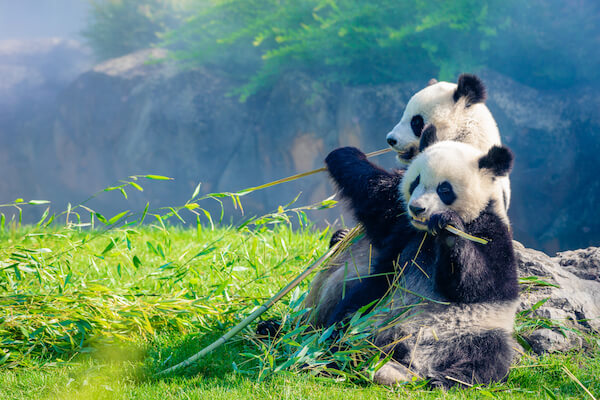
[
  {"left": 82, "top": 0, "right": 191, "bottom": 60},
  {"left": 165, "top": 0, "right": 515, "bottom": 100},
  {"left": 84, "top": 0, "right": 599, "bottom": 96},
  {"left": 0, "top": 177, "right": 338, "bottom": 368},
  {"left": 0, "top": 177, "right": 598, "bottom": 398}
]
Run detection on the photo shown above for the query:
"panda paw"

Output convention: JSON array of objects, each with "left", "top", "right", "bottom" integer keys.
[
  {"left": 325, "top": 147, "right": 367, "bottom": 169},
  {"left": 329, "top": 228, "right": 350, "bottom": 248},
  {"left": 428, "top": 211, "right": 463, "bottom": 236},
  {"left": 256, "top": 319, "right": 282, "bottom": 339}
]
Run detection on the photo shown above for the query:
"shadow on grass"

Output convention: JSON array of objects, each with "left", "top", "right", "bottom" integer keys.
[{"left": 143, "top": 320, "right": 262, "bottom": 382}]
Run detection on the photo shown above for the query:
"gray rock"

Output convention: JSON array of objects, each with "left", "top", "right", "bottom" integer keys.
[
  {"left": 481, "top": 70, "right": 600, "bottom": 254},
  {"left": 526, "top": 328, "right": 582, "bottom": 354},
  {"left": 514, "top": 242, "right": 600, "bottom": 354},
  {"left": 554, "top": 247, "right": 600, "bottom": 282},
  {"left": 0, "top": 38, "right": 92, "bottom": 211}
]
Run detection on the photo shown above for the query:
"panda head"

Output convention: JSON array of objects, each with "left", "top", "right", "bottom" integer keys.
[
  {"left": 386, "top": 74, "right": 497, "bottom": 164},
  {"left": 401, "top": 141, "right": 513, "bottom": 231}
]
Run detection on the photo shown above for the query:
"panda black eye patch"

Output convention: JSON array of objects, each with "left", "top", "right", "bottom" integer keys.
[
  {"left": 437, "top": 181, "right": 456, "bottom": 205},
  {"left": 411, "top": 115, "right": 424, "bottom": 137},
  {"left": 409, "top": 175, "right": 420, "bottom": 195}
]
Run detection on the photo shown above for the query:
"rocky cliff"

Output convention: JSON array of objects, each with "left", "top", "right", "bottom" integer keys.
[
  {"left": 0, "top": 38, "right": 92, "bottom": 209},
  {"left": 1, "top": 47, "right": 599, "bottom": 254}
]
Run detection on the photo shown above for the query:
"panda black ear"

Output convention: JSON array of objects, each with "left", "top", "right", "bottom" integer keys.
[
  {"left": 419, "top": 124, "right": 437, "bottom": 152},
  {"left": 453, "top": 74, "right": 486, "bottom": 106},
  {"left": 478, "top": 145, "right": 514, "bottom": 176},
  {"left": 427, "top": 78, "right": 438, "bottom": 86}
]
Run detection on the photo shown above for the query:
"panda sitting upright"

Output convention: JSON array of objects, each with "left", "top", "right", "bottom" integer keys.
[
  {"left": 324, "top": 141, "right": 519, "bottom": 388},
  {"left": 304, "top": 74, "right": 510, "bottom": 327}
]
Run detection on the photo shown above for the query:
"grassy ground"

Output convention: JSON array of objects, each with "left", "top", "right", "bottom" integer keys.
[{"left": 0, "top": 199, "right": 598, "bottom": 399}]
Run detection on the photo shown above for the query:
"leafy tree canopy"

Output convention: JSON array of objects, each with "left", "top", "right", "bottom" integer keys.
[{"left": 84, "top": 0, "right": 600, "bottom": 100}]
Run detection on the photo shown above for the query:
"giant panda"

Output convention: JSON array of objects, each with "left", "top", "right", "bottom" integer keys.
[
  {"left": 386, "top": 73, "right": 510, "bottom": 210},
  {"left": 304, "top": 74, "right": 510, "bottom": 327},
  {"left": 323, "top": 142, "right": 519, "bottom": 388}
]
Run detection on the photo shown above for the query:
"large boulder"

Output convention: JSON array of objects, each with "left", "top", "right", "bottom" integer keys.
[{"left": 515, "top": 242, "right": 600, "bottom": 354}]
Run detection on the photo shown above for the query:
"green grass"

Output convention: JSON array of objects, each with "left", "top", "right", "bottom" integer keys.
[{"left": 0, "top": 189, "right": 598, "bottom": 399}]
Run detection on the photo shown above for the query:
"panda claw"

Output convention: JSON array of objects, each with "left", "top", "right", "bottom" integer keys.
[
  {"left": 428, "top": 211, "right": 461, "bottom": 236},
  {"left": 329, "top": 228, "right": 350, "bottom": 248},
  {"left": 256, "top": 319, "right": 282, "bottom": 339}
]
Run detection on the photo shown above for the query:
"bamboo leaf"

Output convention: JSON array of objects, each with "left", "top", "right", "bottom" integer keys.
[
  {"left": 108, "top": 210, "right": 130, "bottom": 225},
  {"left": 129, "top": 181, "right": 144, "bottom": 191},
  {"left": 191, "top": 182, "right": 201, "bottom": 199},
  {"left": 145, "top": 175, "right": 173, "bottom": 180},
  {"left": 101, "top": 239, "right": 116, "bottom": 255},
  {"left": 95, "top": 213, "right": 109, "bottom": 225},
  {"left": 140, "top": 202, "right": 150, "bottom": 225},
  {"left": 28, "top": 200, "right": 50, "bottom": 205}
]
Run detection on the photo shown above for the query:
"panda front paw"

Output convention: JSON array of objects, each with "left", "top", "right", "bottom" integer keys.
[
  {"left": 329, "top": 228, "right": 350, "bottom": 248},
  {"left": 256, "top": 319, "right": 282, "bottom": 339},
  {"left": 427, "top": 211, "right": 463, "bottom": 236},
  {"left": 325, "top": 147, "right": 367, "bottom": 169}
]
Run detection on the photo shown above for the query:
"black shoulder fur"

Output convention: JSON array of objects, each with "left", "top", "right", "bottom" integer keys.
[{"left": 325, "top": 147, "right": 410, "bottom": 249}]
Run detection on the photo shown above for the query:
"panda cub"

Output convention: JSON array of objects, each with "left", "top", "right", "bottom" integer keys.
[{"left": 324, "top": 141, "right": 519, "bottom": 388}]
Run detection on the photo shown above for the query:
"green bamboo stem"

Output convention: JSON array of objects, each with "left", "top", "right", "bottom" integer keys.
[
  {"left": 156, "top": 226, "right": 364, "bottom": 376},
  {"left": 156, "top": 146, "right": 488, "bottom": 376}
]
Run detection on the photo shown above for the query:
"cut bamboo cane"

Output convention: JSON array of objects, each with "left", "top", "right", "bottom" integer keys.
[
  {"left": 156, "top": 226, "right": 364, "bottom": 376},
  {"left": 156, "top": 146, "right": 488, "bottom": 376}
]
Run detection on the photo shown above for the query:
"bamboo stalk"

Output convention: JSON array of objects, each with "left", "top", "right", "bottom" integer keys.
[
  {"left": 156, "top": 226, "right": 364, "bottom": 376},
  {"left": 562, "top": 366, "right": 597, "bottom": 400},
  {"left": 236, "top": 148, "right": 393, "bottom": 194},
  {"left": 411, "top": 216, "right": 488, "bottom": 244},
  {"left": 445, "top": 225, "right": 489, "bottom": 244},
  {"left": 156, "top": 146, "right": 488, "bottom": 376}
]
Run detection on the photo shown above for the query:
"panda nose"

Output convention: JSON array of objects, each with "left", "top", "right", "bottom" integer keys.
[
  {"left": 409, "top": 205, "right": 425, "bottom": 216},
  {"left": 387, "top": 137, "right": 397, "bottom": 147}
]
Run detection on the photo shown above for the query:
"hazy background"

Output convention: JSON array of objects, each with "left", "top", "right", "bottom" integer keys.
[
  {"left": 0, "top": 1, "right": 89, "bottom": 39},
  {"left": 0, "top": 0, "right": 599, "bottom": 254}
]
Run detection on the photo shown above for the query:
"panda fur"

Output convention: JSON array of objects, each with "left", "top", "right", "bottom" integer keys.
[
  {"left": 320, "top": 142, "right": 519, "bottom": 388},
  {"left": 304, "top": 74, "right": 511, "bottom": 328},
  {"left": 386, "top": 73, "right": 511, "bottom": 210},
  {"left": 303, "top": 145, "right": 411, "bottom": 327}
]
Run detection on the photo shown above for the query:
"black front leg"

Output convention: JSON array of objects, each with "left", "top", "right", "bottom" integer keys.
[
  {"left": 429, "top": 210, "right": 471, "bottom": 300},
  {"left": 325, "top": 147, "right": 406, "bottom": 248},
  {"left": 325, "top": 260, "right": 395, "bottom": 327},
  {"left": 432, "top": 210, "right": 518, "bottom": 303}
]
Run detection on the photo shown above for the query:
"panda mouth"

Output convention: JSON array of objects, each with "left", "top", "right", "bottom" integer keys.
[
  {"left": 396, "top": 147, "right": 417, "bottom": 164},
  {"left": 410, "top": 215, "right": 429, "bottom": 230}
]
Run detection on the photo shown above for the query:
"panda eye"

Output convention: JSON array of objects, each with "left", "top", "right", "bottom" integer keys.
[
  {"left": 409, "top": 175, "right": 420, "bottom": 195},
  {"left": 411, "top": 115, "right": 424, "bottom": 137},
  {"left": 437, "top": 181, "right": 456, "bottom": 205}
]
